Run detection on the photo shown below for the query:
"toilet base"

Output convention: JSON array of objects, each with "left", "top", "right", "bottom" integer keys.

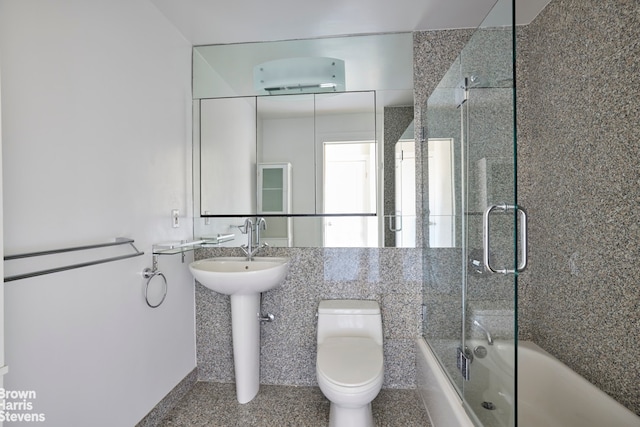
[{"left": 329, "top": 402, "right": 374, "bottom": 427}]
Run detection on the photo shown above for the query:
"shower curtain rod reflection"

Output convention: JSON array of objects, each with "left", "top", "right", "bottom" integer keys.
[{"left": 4, "top": 237, "right": 144, "bottom": 282}]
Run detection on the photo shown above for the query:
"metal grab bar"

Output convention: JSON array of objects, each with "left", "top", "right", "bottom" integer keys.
[
  {"left": 4, "top": 237, "right": 144, "bottom": 282},
  {"left": 483, "top": 204, "right": 527, "bottom": 274}
]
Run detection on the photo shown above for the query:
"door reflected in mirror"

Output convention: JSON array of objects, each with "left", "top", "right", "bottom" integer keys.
[
  {"left": 428, "top": 138, "right": 456, "bottom": 248},
  {"left": 394, "top": 137, "right": 416, "bottom": 247}
]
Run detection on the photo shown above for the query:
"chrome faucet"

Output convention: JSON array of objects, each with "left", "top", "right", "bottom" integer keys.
[
  {"left": 473, "top": 320, "right": 494, "bottom": 345},
  {"left": 240, "top": 217, "right": 268, "bottom": 261},
  {"left": 256, "top": 217, "right": 267, "bottom": 249},
  {"left": 240, "top": 218, "right": 255, "bottom": 260}
]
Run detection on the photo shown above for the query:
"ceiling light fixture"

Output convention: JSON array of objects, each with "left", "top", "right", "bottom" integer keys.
[{"left": 254, "top": 57, "right": 345, "bottom": 95}]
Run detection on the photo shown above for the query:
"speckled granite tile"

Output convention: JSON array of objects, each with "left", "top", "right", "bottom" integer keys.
[
  {"left": 381, "top": 293, "right": 421, "bottom": 340},
  {"left": 195, "top": 283, "right": 235, "bottom": 382},
  {"left": 422, "top": 296, "right": 461, "bottom": 341},
  {"left": 517, "top": 0, "right": 640, "bottom": 415},
  {"left": 413, "top": 30, "right": 474, "bottom": 110},
  {"left": 379, "top": 248, "right": 423, "bottom": 292},
  {"left": 158, "top": 382, "right": 430, "bottom": 427},
  {"left": 382, "top": 339, "right": 417, "bottom": 389},
  {"left": 423, "top": 248, "right": 462, "bottom": 295}
]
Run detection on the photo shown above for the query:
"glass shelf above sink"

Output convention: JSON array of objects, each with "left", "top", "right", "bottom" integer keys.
[{"left": 152, "top": 234, "right": 235, "bottom": 255}]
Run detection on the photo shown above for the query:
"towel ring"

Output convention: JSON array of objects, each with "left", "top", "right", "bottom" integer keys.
[{"left": 142, "top": 267, "right": 167, "bottom": 308}]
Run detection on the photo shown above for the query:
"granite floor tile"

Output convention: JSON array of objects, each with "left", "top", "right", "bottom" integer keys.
[{"left": 159, "top": 382, "right": 430, "bottom": 427}]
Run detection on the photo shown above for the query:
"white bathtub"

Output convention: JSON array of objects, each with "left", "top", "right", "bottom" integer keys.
[{"left": 417, "top": 338, "right": 640, "bottom": 427}]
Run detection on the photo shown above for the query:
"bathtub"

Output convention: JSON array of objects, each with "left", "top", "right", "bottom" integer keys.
[{"left": 417, "top": 338, "right": 640, "bottom": 427}]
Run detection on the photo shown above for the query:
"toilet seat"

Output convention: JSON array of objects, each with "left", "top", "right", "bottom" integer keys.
[{"left": 317, "top": 337, "right": 383, "bottom": 388}]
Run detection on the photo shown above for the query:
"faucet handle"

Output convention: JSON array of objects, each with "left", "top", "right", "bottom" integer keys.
[{"left": 238, "top": 218, "right": 254, "bottom": 234}]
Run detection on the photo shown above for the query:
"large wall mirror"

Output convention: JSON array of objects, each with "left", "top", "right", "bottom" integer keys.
[
  {"left": 199, "top": 91, "right": 376, "bottom": 216},
  {"left": 193, "top": 33, "right": 416, "bottom": 247}
]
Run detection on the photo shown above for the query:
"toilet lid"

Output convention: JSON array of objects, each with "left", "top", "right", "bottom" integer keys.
[{"left": 317, "top": 337, "right": 383, "bottom": 387}]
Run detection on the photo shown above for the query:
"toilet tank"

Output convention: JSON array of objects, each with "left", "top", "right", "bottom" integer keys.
[{"left": 317, "top": 300, "right": 383, "bottom": 345}]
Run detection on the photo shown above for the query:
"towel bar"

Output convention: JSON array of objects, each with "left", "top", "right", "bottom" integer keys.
[{"left": 4, "top": 237, "right": 144, "bottom": 282}]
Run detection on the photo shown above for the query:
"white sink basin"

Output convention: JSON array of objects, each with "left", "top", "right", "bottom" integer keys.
[{"left": 189, "top": 256, "right": 290, "bottom": 295}]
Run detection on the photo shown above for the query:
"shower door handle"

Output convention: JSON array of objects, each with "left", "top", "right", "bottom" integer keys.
[{"left": 483, "top": 203, "right": 527, "bottom": 274}]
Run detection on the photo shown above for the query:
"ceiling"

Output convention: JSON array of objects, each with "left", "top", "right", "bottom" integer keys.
[{"left": 149, "top": 0, "right": 552, "bottom": 46}]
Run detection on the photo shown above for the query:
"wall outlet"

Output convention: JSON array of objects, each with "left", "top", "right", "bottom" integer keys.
[{"left": 172, "top": 209, "right": 180, "bottom": 228}]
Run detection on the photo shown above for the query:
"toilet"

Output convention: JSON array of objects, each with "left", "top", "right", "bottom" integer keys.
[{"left": 316, "top": 300, "right": 384, "bottom": 427}]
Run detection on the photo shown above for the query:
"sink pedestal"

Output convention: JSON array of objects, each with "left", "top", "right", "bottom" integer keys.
[
  {"left": 188, "top": 257, "right": 290, "bottom": 404},
  {"left": 231, "top": 294, "right": 261, "bottom": 403}
]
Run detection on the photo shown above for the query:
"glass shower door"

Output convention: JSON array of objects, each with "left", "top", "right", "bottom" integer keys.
[
  {"left": 460, "top": 69, "right": 518, "bottom": 427},
  {"left": 460, "top": 3, "right": 520, "bottom": 425},
  {"left": 423, "top": 0, "right": 521, "bottom": 426}
]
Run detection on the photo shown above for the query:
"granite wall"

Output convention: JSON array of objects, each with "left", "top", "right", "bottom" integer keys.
[
  {"left": 413, "top": 31, "right": 475, "bottom": 352},
  {"left": 517, "top": 0, "right": 640, "bottom": 414},
  {"left": 195, "top": 246, "right": 422, "bottom": 389}
]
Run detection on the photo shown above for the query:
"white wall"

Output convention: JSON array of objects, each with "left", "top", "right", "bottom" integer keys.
[
  {"left": 0, "top": 62, "right": 5, "bottom": 427},
  {"left": 0, "top": 1, "right": 195, "bottom": 425}
]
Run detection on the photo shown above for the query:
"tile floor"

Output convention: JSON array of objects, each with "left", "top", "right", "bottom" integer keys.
[{"left": 159, "top": 382, "right": 431, "bottom": 426}]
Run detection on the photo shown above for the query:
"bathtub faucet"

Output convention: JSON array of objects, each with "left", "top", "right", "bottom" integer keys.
[{"left": 473, "top": 320, "right": 494, "bottom": 345}]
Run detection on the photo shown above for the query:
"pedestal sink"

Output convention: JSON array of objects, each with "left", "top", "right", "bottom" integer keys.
[{"left": 189, "top": 256, "right": 290, "bottom": 403}]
